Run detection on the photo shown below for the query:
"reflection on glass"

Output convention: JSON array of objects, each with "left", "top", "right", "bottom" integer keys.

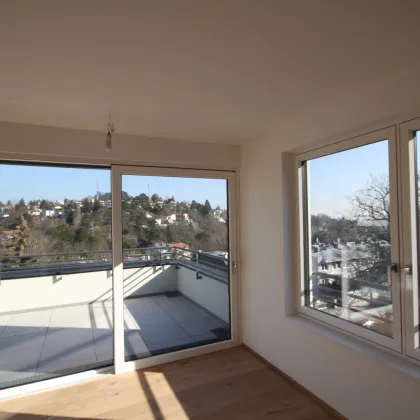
[
  {"left": 0, "top": 164, "right": 113, "bottom": 390},
  {"left": 305, "top": 140, "right": 393, "bottom": 336},
  {"left": 121, "top": 176, "right": 231, "bottom": 361}
]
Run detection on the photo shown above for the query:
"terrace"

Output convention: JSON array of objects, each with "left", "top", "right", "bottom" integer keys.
[{"left": 0, "top": 247, "right": 230, "bottom": 389}]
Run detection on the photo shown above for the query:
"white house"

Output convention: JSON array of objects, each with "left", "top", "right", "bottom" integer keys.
[
  {"left": 168, "top": 214, "right": 177, "bottom": 222},
  {"left": 155, "top": 216, "right": 173, "bottom": 225},
  {"left": 42, "top": 210, "right": 55, "bottom": 217}
]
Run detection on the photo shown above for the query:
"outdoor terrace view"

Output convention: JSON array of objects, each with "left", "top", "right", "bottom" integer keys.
[{"left": 0, "top": 164, "right": 231, "bottom": 390}]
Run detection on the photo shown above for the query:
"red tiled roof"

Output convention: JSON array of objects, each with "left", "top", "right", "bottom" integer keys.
[{"left": 169, "top": 242, "right": 188, "bottom": 249}]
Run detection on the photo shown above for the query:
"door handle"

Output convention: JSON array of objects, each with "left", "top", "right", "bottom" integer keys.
[
  {"left": 404, "top": 264, "right": 413, "bottom": 275},
  {"left": 387, "top": 263, "right": 398, "bottom": 286},
  {"left": 232, "top": 261, "right": 237, "bottom": 274}
]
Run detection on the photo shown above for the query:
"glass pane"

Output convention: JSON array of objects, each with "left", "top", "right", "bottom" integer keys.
[
  {"left": 305, "top": 140, "right": 393, "bottom": 336},
  {"left": 0, "top": 163, "right": 113, "bottom": 389},
  {"left": 415, "top": 131, "right": 420, "bottom": 342},
  {"left": 120, "top": 175, "right": 230, "bottom": 361}
]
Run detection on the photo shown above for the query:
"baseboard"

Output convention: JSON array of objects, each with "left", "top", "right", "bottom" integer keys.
[{"left": 243, "top": 345, "right": 347, "bottom": 420}]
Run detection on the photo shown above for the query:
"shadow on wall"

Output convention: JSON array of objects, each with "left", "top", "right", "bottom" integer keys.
[{"left": 91, "top": 265, "right": 178, "bottom": 304}]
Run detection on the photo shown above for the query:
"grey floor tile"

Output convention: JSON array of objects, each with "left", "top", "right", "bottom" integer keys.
[
  {"left": 124, "top": 297, "right": 163, "bottom": 316},
  {"left": 89, "top": 305, "right": 113, "bottom": 330},
  {"left": 37, "top": 354, "right": 99, "bottom": 374},
  {"left": 191, "top": 331, "right": 218, "bottom": 342},
  {"left": 38, "top": 347, "right": 97, "bottom": 371},
  {"left": 49, "top": 306, "right": 92, "bottom": 329},
  {"left": 0, "top": 314, "right": 11, "bottom": 336},
  {"left": 146, "top": 336, "right": 195, "bottom": 353},
  {"left": 38, "top": 327, "right": 96, "bottom": 369},
  {"left": 94, "top": 339, "right": 114, "bottom": 363},
  {"left": 0, "top": 331, "right": 46, "bottom": 372},
  {"left": 0, "top": 310, "right": 52, "bottom": 338},
  {"left": 132, "top": 312, "right": 193, "bottom": 347},
  {"left": 124, "top": 329, "right": 150, "bottom": 359},
  {"left": 153, "top": 295, "right": 223, "bottom": 336}
]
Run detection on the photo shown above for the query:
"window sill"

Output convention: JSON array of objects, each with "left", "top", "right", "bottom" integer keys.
[{"left": 290, "top": 312, "right": 420, "bottom": 381}]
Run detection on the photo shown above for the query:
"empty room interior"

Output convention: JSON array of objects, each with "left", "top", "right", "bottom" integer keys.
[{"left": 1, "top": 1, "right": 420, "bottom": 419}]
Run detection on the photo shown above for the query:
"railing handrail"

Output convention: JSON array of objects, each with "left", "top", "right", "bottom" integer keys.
[
  {"left": 312, "top": 271, "right": 391, "bottom": 291},
  {"left": 0, "top": 245, "right": 228, "bottom": 262},
  {"left": 171, "top": 246, "right": 227, "bottom": 261},
  {"left": 0, "top": 249, "right": 112, "bottom": 260},
  {"left": 0, "top": 245, "right": 229, "bottom": 282}
]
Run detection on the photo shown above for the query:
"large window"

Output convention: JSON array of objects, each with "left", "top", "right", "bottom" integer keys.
[
  {"left": 297, "top": 127, "right": 402, "bottom": 352},
  {"left": 303, "top": 140, "right": 394, "bottom": 336},
  {"left": 297, "top": 121, "right": 420, "bottom": 360}
]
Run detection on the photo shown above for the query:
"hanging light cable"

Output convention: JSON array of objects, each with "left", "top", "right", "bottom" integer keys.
[{"left": 105, "top": 114, "right": 115, "bottom": 152}]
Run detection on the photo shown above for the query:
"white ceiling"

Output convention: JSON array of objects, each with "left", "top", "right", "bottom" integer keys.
[{"left": 1, "top": 1, "right": 420, "bottom": 145}]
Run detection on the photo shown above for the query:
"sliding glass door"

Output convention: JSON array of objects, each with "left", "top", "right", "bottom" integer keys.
[
  {"left": 111, "top": 166, "right": 238, "bottom": 371},
  {"left": 0, "top": 162, "right": 237, "bottom": 393}
]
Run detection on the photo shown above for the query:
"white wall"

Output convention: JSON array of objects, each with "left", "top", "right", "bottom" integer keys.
[
  {"left": 240, "top": 87, "right": 420, "bottom": 419},
  {"left": 0, "top": 121, "right": 239, "bottom": 171},
  {"left": 177, "top": 266, "right": 229, "bottom": 322},
  {"left": 0, "top": 266, "right": 177, "bottom": 313}
]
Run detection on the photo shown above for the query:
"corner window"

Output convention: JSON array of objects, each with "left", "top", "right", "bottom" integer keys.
[{"left": 297, "top": 127, "right": 402, "bottom": 351}]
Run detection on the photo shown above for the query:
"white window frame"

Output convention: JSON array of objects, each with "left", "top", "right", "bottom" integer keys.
[
  {"left": 400, "top": 118, "right": 420, "bottom": 361},
  {"left": 111, "top": 165, "right": 239, "bottom": 374},
  {"left": 295, "top": 126, "right": 402, "bottom": 352}
]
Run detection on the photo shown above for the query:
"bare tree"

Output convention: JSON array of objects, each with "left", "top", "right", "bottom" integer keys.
[
  {"left": 350, "top": 175, "right": 390, "bottom": 237},
  {"left": 349, "top": 175, "right": 391, "bottom": 285}
]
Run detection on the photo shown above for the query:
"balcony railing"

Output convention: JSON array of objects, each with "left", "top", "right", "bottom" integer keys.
[{"left": 0, "top": 246, "right": 229, "bottom": 283}]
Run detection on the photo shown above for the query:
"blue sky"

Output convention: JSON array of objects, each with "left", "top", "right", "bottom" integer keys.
[
  {"left": 122, "top": 175, "right": 227, "bottom": 209},
  {"left": 309, "top": 140, "right": 389, "bottom": 217},
  {"left": 0, "top": 139, "right": 391, "bottom": 214},
  {"left": 0, "top": 165, "right": 228, "bottom": 209}
]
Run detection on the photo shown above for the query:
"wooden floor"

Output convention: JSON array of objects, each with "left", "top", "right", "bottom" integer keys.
[{"left": 0, "top": 346, "right": 341, "bottom": 420}]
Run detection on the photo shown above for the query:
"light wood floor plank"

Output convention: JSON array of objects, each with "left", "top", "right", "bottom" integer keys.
[{"left": 0, "top": 346, "right": 343, "bottom": 420}]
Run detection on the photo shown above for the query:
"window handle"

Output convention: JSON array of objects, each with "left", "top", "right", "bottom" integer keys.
[
  {"left": 390, "top": 263, "right": 398, "bottom": 273},
  {"left": 404, "top": 264, "right": 413, "bottom": 275}
]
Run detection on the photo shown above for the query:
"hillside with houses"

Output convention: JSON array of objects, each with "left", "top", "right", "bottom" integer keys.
[{"left": 0, "top": 192, "right": 228, "bottom": 258}]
